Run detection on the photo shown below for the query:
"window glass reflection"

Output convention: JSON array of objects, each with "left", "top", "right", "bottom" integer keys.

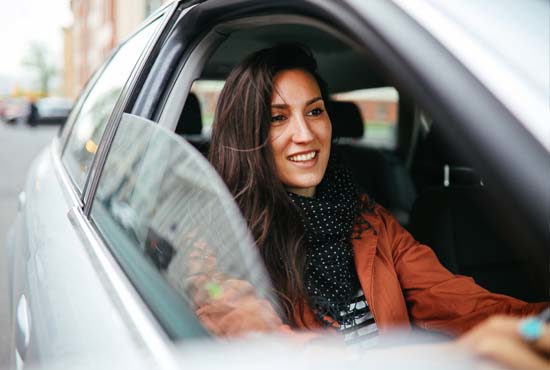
[{"left": 92, "top": 114, "right": 278, "bottom": 337}]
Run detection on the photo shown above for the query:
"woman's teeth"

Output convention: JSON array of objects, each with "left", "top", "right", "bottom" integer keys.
[{"left": 289, "top": 151, "right": 317, "bottom": 162}]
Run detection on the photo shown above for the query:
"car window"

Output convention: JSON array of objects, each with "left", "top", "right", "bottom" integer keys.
[
  {"left": 333, "top": 87, "right": 399, "bottom": 149},
  {"left": 62, "top": 19, "right": 160, "bottom": 193},
  {"left": 90, "top": 113, "right": 276, "bottom": 339}
]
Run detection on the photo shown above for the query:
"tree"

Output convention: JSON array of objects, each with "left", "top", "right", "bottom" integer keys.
[{"left": 22, "top": 42, "right": 57, "bottom": 96}]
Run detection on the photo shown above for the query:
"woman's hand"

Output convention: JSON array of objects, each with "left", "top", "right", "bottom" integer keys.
[
  {"left": 458, "top": 315, "right": 550, "bottom": 369},
  {"left": 194, "top": 278, "right": 286, "bottom": 337}
]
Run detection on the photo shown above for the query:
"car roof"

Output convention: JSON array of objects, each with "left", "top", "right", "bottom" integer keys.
[{"left": 202, "top": 23, "right": 387, "bottom": 93}]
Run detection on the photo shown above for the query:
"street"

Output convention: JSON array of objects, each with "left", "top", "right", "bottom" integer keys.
[{"left": 0, "top": 120, "right": 58, "bottom": 367}]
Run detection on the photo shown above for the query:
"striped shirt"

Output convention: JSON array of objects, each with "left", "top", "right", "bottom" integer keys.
[{"left": 335, "top": 290, "right": 379, "bottom": 348}]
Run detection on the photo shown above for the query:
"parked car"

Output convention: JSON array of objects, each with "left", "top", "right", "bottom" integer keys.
[
  {"left": 5, "top": 0, "right": 548, "bottom": 369},
  {"left": 1, "top": 97, "right": 30, "bottom": 124},
  {"left": 27, "top": 97, "right": 73, "bottom": 126}
]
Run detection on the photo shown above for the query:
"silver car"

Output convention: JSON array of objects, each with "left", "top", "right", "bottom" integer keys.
[{"left": 5, "top": 0, "right": 549, "bottom": 369}]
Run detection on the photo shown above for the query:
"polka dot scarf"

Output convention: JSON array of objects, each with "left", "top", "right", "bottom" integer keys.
[{"left": 287, "top": 164, "right": 364, "bottom": 326}]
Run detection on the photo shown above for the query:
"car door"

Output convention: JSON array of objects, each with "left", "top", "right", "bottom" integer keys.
[{"left": 5, "top": 4, "right": 183, "bottom": 369}]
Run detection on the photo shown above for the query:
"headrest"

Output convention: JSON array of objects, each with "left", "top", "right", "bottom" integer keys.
[
  {"left": 329, "top": 101, "right": 364, "bottom": 139},
  {"left": 175, "top": 93, "right": 202, "bottom": 136}
]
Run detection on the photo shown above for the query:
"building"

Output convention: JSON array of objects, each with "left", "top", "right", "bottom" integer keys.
[{"left": 62, "top": 26, "right": 76, "bottom": 98}]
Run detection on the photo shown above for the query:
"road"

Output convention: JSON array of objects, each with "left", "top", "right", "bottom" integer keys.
[{"left": 0, "top": 120, "right": 59, "bottom": 367}]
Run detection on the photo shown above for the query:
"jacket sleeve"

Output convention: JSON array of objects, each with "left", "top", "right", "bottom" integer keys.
[{"left": 375, "top": 205, "right": 547, "bottom": 336}]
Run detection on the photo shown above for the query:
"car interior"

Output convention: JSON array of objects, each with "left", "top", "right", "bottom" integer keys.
[{"left": 164, "top": 16, "right": 546, "bottom": 306}]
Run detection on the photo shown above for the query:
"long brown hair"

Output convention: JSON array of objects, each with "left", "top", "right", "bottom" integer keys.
[{"left": 208, "top": 44, "right": 330, "bottom": 325}]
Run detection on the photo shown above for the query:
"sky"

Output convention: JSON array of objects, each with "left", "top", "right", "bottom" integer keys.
[{"left": 0, "top": 0, "right": 72, "bottom": 95}]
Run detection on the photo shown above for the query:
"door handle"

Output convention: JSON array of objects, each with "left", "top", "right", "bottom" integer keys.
[{"left": 15, "top": 295, "right": 31, "bottom": 365}]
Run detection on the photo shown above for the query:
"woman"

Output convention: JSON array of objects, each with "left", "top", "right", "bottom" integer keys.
[{"left": 200, "top": 44, "right": 548, "bottom": 367}]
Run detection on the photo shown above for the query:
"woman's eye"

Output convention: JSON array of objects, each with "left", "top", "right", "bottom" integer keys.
[
  {"left": 308, "top": 108, "right": 324, "bottom": 116},
  {"left": 271, "top": 114, "right": 286, "bottom": 123}
]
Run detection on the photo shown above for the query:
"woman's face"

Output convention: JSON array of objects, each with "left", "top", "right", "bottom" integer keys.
[{"left": 269, "top": 69, "right": 332, "bottom": 198}]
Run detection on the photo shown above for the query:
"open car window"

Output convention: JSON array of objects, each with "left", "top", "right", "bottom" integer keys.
[{"left": 90, "top": 113, "right": 277, "bottom": 339}]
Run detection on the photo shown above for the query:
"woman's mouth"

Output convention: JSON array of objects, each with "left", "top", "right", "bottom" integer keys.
[{"left": 288, "top": 150, "right": 318, "bottom": 163}]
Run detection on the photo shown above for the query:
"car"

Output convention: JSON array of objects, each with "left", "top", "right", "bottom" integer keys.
[
  {"left": 27, "top": 97, "right": 73, "bottom": 126},
  {"left": 1, "top": 97, "right": 30, "bottom": 124},
  {"left": 5, "top": 0, "right": 549, "bottom": 369}
]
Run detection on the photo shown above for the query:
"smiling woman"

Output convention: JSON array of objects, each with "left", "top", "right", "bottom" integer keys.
[
  {"left": 269, "top": 69, "right": 332, "bottom": 198},
  {"left": 208, "top": 45, "right": 338, "bottom": 332},
  {"left": 206, "top": 43, "right": 547, "bottom": 351}
]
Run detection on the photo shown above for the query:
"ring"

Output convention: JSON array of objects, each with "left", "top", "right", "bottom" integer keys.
[{"left": 518, "top": 317, "right": 544, "bottom": 341}]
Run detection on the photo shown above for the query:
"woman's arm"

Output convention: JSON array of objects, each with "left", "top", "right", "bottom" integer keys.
[
  {"left": 194, "top": 278, "right": 288, "bottom": 336},
  {"left": 178, "top": 240, "right": 309, "bottom": 339},
  {"left": 374, "top": 205, "right": 547, "bottom": 336}
]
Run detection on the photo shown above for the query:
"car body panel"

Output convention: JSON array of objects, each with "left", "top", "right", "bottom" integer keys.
[{"left": 5, "top": 142, "right": 158, "bottom": 368}]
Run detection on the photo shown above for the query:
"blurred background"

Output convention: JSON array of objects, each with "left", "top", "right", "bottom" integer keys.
[
  {"left": 0, "top": 0, "right": 170, "bottom": 367},
  {"left": 0, "top": 0, "right": 171, "bottom": 117}
]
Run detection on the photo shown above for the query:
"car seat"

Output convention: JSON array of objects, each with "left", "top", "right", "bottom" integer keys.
[
  {"left": 330, "top": 100, "right": 416, "bottom": 225},
  {"left": 408, "top": 125, "right": 545, "bottom": 301},
  {"left": 175, "top": 93, "right": 209, "bottom": 155}
]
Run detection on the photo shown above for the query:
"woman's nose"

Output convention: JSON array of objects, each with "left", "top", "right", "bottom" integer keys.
[{"left": 291, "top": 115, "right": 314, "bottom": 143}]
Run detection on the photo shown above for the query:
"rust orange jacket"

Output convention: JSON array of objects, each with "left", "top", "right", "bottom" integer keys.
[
  {"left": 292, "top": 202, "right": 546, "bottom": 336},
  {"left": 196, "top": 202, "right": 546, "bottom": 338}
]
